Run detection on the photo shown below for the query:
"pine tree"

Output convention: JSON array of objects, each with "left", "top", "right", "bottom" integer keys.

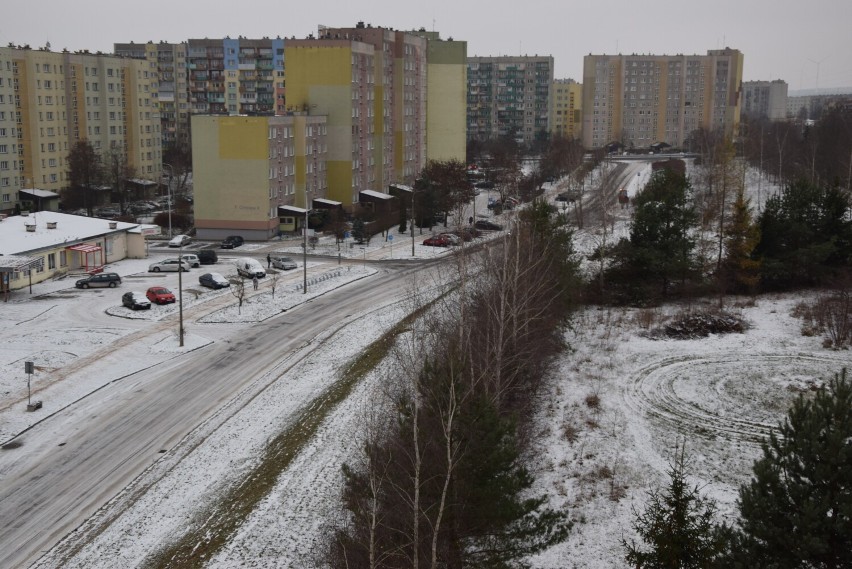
[
  {"left": 623, "top": 445, "right": 726, "bottom": 568},
  {"left": 728, "top": 369, "right": 852, "bottom": 568},
  {"left": 720, "top": 190, "right": 761, "bottom": 295}
]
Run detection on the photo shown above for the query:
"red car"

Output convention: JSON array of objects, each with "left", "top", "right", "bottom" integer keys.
[
  {"left": 146, "top": 286, "right": 176, "bottom": 305},
  {"left": 423, "top": 235, "right": 451, "bottom": 247}
]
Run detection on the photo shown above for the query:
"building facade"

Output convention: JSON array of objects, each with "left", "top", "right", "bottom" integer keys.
[
  {"left": 741, "top": 80, "right": 788, "bottom": 121},
  {"left": 581, "top": 48, "right": 744, "bottom": 149},
  {"left": 415, "top": 31, "right": 467, "bottom": 163},
  {"left": 192, "top": 114, "right": 327, "bottom": 240},
  {"left": 467, "top": 55, "right": 554, "bottom": 143},
  {"left": 0, "top": 45, "right": 160, "bottom": 215},
  {"left": 550, "top": 79, "right": 582, "bottom": 139},
  {"left": 114, "top": 41, "right": 190, "bottom": 150}
]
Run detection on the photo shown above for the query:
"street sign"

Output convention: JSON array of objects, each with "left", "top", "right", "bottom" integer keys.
[{"left": 387, "top": 234, "right": 393, "bottom": 241}]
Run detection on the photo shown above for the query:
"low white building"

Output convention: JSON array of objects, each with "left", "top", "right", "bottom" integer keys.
[{"left": 0, "top": 211, "right": 151, "bottom": 296}]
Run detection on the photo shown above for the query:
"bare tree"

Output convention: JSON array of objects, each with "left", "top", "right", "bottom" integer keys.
[
  {"left": 65, "top": 140, "right": 102, "bottom": 216},
  {"left": 268, "top": 270, "right": 281, "bottom": 299},
  {"left": 103, "top": 145, "right": 136, "bottom": 216},
  {"left": 230, "top": 276, "right": 246, "bottom": 314}
]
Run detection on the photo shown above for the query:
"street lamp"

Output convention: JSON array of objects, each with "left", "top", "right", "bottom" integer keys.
[
  {"left": 162, "top": 162, "right": 174, "bottom": 238},
  {"left": 178, "top": 241, "right": 184, "bottom": 347}
]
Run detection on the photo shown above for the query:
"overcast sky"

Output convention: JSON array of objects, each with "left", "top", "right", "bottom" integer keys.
[{"left": 6, "top": 0, "right": 851, "bottom": 92}]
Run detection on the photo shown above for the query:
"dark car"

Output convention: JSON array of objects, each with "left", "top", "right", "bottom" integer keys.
[
  {"left": 75, "top": 272, "right": 122, "bottom": 289},
  {"left": 423, "top": 235, "right": 451, "bottom": 247},
  {"left": 474, "top": 220, "right": 504, "bottom": 231},
  {"left": 556, "top": 190, "right": 579, "bottom": 203},
  {"left": 198, "top": 248, "right": 218, "bottom": 265},
  {"left": 198, "top": 272, "right": 231, "bottom": 289},
  {"left": 122, "top": 291, "right": 151, "bottom": 310},
  {"left": 221, "top": 235, "right": 244, "bottom": 249},
  {"left": 146, "top": 286, "right": 176, "bottom": 305}
]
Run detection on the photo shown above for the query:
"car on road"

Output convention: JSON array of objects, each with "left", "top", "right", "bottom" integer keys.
[
  {"left": 271, "top": 256, "right": 297, "bottom": 270},
  {"left": 555, "top": 190, "right": 579, "bottom": 203},
  {"left": 121, "top": 291, "right": 151, "bottom": 310},
  {"left": 75, "top": 272, "right": 122, "bottom": 289},
  {"left": 146, "top": 286, "right": 175, "bottom": 304},
  {"left": 168, "top": 234, "right": 191, "bottom": 247},
  {"left": 423, "top": 235, "right": 451, "bottom": 247},
  {"left": 221, "top": 235, "right": 244, "bottom": 249},
  {"left": 474, "top": 220, "right": 504, "bottom": 231},
  {"left": 148, "top": 259, "right": 191, "bottom": 272},
  {"left": 179, "top": 253, "right": 201, "bottom": 268},
  {"left": 197, "top": 249, "right": 218, "bottom": 265},
  {"left": 198, "top": 272, "right": 230, "bottom": 289}
]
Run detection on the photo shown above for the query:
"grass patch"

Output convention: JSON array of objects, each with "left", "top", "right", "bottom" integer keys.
[{"left": 142, "top": 302, "right": 434, "bottom": 569}]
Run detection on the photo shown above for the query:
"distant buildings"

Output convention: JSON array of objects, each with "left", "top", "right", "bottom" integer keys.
[
  {"left": 550, "top": 79, "right": 582, "bottom": 139},
  {"left": 581, "top": 49, "right": 744, "bottom": 149},
  {"left": 466, "top": 55, "right": 554, "bottom": 143},
  {"left": 741, "top": 80, "right": 788, "bottom": 121},
  {"left": 0, "top": 45, "right": 161, "bottom": 215},
  {"left": 191, "top": 24, "right": 467, "bottom": 237}
]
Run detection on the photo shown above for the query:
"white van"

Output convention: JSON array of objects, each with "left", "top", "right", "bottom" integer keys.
[{"left": 235, "top": 257, "right": 266, "bottom": 279}]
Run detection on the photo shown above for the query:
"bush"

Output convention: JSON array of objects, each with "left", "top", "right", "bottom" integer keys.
[{"left": 648, "top": 309, "right": 748, "bottom": 339}]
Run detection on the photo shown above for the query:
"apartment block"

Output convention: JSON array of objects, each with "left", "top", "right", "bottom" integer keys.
[
  {"left": 321, "top": 24, "right": 428, "bottom": 189},
  {"left": 0, "top": 46, "right": 160, "bottom": 215},
  {"left": 467, "top": 55, "right": 554, "bottom": 143},
  {"left": 413, "top": 30, "right": 467, "bottom": 163},
  {"left": 581, "top": 48, "right": 744, "bottom": 149},
  {"left": 114, "top": 41, "right": 190, "bottom": 150},
  {"left": 192, "top": 113, "right": 327, "bottom": 240},
  {"left": 741, "top": 80, "right": 788, "bottom": 121},
  {"left": 550, "top": 79, "right": 582, "bottom": 139}
]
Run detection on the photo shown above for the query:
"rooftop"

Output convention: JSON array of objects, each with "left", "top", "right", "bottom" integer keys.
[{"left": 0, "top": 211, "right": 139, "bottom": 256}]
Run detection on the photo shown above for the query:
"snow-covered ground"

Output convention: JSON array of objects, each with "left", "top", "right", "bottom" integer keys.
[{"left": 5, "top": 161, "right": 836, "bottom": 568}]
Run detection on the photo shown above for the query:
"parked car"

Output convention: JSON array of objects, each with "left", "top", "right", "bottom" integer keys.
[
  {"left": 235, "top": 257, "right": 266, "bottom": 279},
  {"left": 198, "top": 272, "right": 230, "bottom": 289},
  {"left": 179, "top": 253, "right": 201, "bottom": 268},
  {"left": 148, "top": 259, "right": 191, "bottom": 272},
  {"left": 423, "top": 235, "right": 451, "bottom": 247},
  {"left": 146, "top": 286, "right": 175, "bottom": 304},
  {"left": 556, "top": 190, "right": 579, "bottom": 203},
  {"left": 122, "top": 291, "right": 151, "bottom": 310},
  {"left": 271, "top": 256, "right": 297, "bottom": 270},
  {"left": 439, "top": 233, "right": 461, "bottom": 246},
  {"left": 168, "top": 234, "right": 192, "bottom": 248},
  {"left": 197, "top": 248, "right": 218, "bottom": 265},
  {"left": 474, "top": 220, "right": 504, "bottom": 231},
  {"left": 75, "top": 272, "right": 122, "bottom": 289},
  {"left": 221, "top": 235, "right": 244, "bottom": 249}
]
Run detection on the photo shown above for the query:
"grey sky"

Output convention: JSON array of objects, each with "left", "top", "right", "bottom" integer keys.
[{"left": 7, "top": 0, "right": 852, "bottom": 91}]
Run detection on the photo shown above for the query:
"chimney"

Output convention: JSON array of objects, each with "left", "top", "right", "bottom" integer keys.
[
  {"left": 25, "top": 223, "right": 36, "bottom": 232},
  {"left": 47, "top": 221, "right": 57, "bottom": 229},
  {"left": 108, "top": 221, "right": 118, "bottom": 229}
]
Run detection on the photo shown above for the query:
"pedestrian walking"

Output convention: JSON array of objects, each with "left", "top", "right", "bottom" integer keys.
[
  {"left": 252, "top": 275, "right": 259, "bottom": 290},
  {"left": 266, "top": 253, "right": 271, "bottom": 268}
]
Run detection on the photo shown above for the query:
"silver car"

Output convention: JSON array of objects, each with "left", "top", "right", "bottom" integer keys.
[
  {"left": 148, "top": 259, "right": 191, "bottom": 272},
  {"left": 271, "top": 256, "right": 297, "bottom": 270}
]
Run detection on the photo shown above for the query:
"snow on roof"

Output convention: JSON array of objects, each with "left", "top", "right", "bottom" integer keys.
[
  {"left": 279, "top": 205, "right": 308, "bottom": 214},
  {"left": 313, "top": 198, "right": 342, "bottom": 206},
  {"left": 389, "top": 184, "right": 412, "bottom": 192},
  {"left": 127, "top": 178, "right": 158, "bottom": 186},
  {"left": 359, "top": 189, "right": 393, "bottom": 200},
  {"left": 20, "top": 188, "right": 60, "bottom": 199},
  {"left": 0, "top": 254, "right": 41, "bottom": 272},
  {"left": 0, "top": 211, "right": 140, "bottom": 256}
]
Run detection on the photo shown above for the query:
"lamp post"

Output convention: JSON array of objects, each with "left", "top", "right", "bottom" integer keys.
[
  {"left": 178, "top": 241, "right": 184, "bottom": 347},
  {"left": 163, "top": 162, "right": 174, "bottom": 238}
]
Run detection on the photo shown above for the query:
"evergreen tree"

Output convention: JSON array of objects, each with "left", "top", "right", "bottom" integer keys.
[
  {"left": 727, "top": 369, "right": 852, "bottom": 568},
  {"left": 720, "top": 190, "right": 761, "bottom": 295},
  {"left": 623, "top": 445, "right": 727, "bottom": 569},
  {"left": 755, "top": 179, "right": 852, "bottom": 289},
  {"left": 351, "top": 218, "right": 368, "bottom": 244}
]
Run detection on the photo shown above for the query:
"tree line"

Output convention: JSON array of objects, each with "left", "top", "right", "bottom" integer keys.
[{"left": 322, "top": 200, "right": 581, "bottom": 568}]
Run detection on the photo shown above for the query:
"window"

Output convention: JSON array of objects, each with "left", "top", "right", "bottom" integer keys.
[
  {"left": 48, "top": 253, "right": 56, "bottom": 270},
  {"left": 60, "top": 250, "right": 67, "bottom": 267}
]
